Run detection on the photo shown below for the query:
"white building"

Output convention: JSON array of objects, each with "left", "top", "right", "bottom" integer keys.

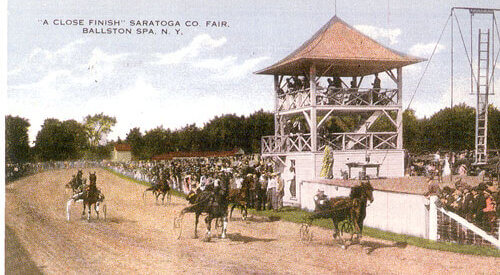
[{"left": 112, "top": 144, "right": 132, "bottom": 162}]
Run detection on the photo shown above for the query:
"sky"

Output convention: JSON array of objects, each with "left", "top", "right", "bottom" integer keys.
[{"left": 5, "top": 0, "right": 500, "bottom": 144}]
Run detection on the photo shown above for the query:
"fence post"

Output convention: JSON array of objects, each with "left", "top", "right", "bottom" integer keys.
[{"left": 429, "top": 195, "right": 438, "bottom": 241}]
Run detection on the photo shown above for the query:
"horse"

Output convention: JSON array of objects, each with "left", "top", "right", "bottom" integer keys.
[
  {"left": 66, "top": 172, "right": 105, "bottom": 221},
  {"left": 301, "top": 180, "right": 374, "bottom": 249},
  {"left": 143, "top": 177, "right": 172, "bottom": 205},
  {"left": 348, "top": 180, "right": 374, "bottom": 240},
  {"left": 65, "top": 170, "right": 86, "bottom": 194},
  {"left": 174, "top": 174, "right": 230, "bottom": 241},
  {"left": 228, "top": 188, "right": 248, "bottom": 220}
]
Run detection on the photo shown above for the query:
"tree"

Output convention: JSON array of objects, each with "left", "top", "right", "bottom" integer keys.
[
  {"left": 5, "top": 115, "right": 31, "bottom": 163},
  {"left": 487, "top": 105, "right": 500, "bottom": 150},
  {"left": 245, "top": 110, "right": 274, "bottom": 153},
  {"left": 175, "top": 124, "right": 202, "bottom": 151},
  {"left": 402, "top": 109, "right": 424, "bottom": 153},
  {"left": 34, "top": 118, "right": 88, "bottom": 161},
  {"left": 425, "top": 104, "right": 475, "bottom": 152},
  {"left": 143, "top": 126, "right": 174, "bottom": 159},
  {"left": 202, "top": 114, "right": 247, "bottom": 151},
  {"left": 126, "top": 127, "right": 145, "bottom": 159},
  {"left": 83, "top": 113, "right": 117, "bottom": 147}
]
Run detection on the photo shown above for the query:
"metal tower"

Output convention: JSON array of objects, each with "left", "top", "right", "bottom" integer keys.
[
  {"left": 451, "top": 7, "right": 499, "bottom": 165},
  {"left": 475, "top": 30, "right": 490, "bottom": 164}
]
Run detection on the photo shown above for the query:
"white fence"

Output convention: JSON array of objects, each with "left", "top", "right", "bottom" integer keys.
[
  {"left": 301, "top": 180, "right": 429, "bottom": 238},
  {"left": 300, "top": 180, "right": 500, "bottom": 247}
]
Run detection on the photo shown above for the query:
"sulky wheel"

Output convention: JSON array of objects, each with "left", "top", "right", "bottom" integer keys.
[{"left": 173, "top": 216, "right": 183, "bottom": 239}]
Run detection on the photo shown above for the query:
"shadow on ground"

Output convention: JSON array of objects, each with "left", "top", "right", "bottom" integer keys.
[
  {"left": 360, "top": 240, "right": 408, "bottom": 254},
  {"left": 243, "top": 215, "right": 281, "bottom": 223},
  {"left": 226, "top": 233, "right": 277, "bottom": 243}
]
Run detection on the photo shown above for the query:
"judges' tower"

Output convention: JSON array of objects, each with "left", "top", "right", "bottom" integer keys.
[{"left": 257, "top": 16, "right": 424, "bottom": 205}]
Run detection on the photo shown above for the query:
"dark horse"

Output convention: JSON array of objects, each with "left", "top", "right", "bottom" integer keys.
[
  {"left": 65, "top": 170, "right": 86, "bottom": 194},
  {"left": 143, "top": 175, "right": 172, "bottom": 204},
  {"left": 174, "top": 174, "right": 230, "bottom": 241},
  {"left": 301, "top": 180, "right": 374, "bottom": 248},
  {"left": 228, "top": 188, "right": 248, "bottom": 221},
  {"left": 66, "top": 172, "right": 105, "bottom": 221}
]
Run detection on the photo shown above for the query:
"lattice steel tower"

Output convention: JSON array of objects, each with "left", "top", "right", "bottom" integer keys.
[
  {"left": 451, "top": 7, "right": 499, "bottom": 165},
  {"left": 475, "top": 29, "right": 490, "bottom": 164}
]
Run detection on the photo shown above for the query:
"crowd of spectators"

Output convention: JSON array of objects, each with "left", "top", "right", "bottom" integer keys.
[
  {"left": 408, "top": 150, "right": 499, "bottom": 179},
  {"left": 6, "top": 161, "right": 101, "bottom": 182},
  {"left": 432, "top": 180, "right": 499, "bottom": 235},
  {"left": 276, "top": 74, "right": 388, "bottom": 107},
  {"left": 105, "top": 155, "right": 286, "bottom": 211}
]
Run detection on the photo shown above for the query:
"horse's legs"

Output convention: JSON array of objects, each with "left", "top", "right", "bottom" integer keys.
[
  {"left": 230, "top": 204, "right": 236, "bottom": 220},
  {"left": 205, "top": 216, "right": 212, "bottom": 241},
  {"left": 221, "top": 215, "right": 228, "bottom": 239},
  {"left": 154, "top": 191, "right": 160, "bottom": 204},
  {"left": 66, "top": 199, "right": 73, "bottom": 221},
  {"left": 95, "top": 202, "right": 100, "bottom": 220},
  {"left": 82, "top": 202, "right": 86, "bottom": 218},
  {"left": 161, "top": 192, "right": 165, "bottom": 205},
  {"left": 242, "top": 204, "right": 248, "bottom": 220},
  {"left": 87, "top": 203, "right": 92, "bottom": 221},
  {"left": 332, "top": 219, "right": 346, "bottom": 249},
  {"left": 194, "top": 213, "right": 200, "bottom": 238}
]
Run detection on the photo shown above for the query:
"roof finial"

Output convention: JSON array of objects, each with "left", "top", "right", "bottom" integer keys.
[{"left": 334, "top": 0, "right": 337, "bottom": 16}]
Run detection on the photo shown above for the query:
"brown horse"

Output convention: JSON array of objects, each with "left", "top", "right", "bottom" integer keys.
[
  {"left": 301, "top": 181, "right": 374, "bottom": 248},
  {"left": 228, "top": 188, "right": 248, "bottom": 220},
  {"left": 174, "top": 174, "right": 230, "bottom": 241},
  {"left": 143, "top": 178, "right": 172, "bottom": 205},
  {"left": 66, "top": 172, "right": 105, "bottom": 221}
]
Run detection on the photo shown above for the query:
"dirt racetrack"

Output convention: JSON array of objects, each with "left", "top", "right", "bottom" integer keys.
[{"left": 5, "top": 168, "right": 500, "bottom": 274}]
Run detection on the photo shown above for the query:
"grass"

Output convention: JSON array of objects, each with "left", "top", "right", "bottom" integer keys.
[
  {"left": 103, "top": 167, "right": 186, "bottom": 198},
  {"left": 249, "top": 207, "right": 500, "bottom": 257},
  {"left": 104, "top": 168, "right": 499, "bottom": 257}
]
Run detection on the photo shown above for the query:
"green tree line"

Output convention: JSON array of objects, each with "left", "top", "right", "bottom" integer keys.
[{"left": 5, "top": 105, "right": 500, "bottom": 163}]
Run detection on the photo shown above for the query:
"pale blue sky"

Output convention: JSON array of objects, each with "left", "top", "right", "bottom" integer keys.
[{"left": 6, "top": 0, "right": 500, "bottom": 143}]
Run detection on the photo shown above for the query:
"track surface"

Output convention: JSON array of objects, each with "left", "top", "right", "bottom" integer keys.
[{"left": 5, "top": 169, "right": 499, "bottom": 274}]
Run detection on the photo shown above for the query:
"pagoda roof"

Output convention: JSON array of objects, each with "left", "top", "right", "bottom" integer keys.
[{"left": 256, "top": 16, "right": 425, "bottom": 77}]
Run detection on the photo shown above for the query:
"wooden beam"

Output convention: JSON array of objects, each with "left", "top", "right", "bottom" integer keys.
[
  {"left": 317, "top": 109, "right": 335, "bottom": 128},
  {"left": 382, "top": 109, "right": 398, "bottom": 127},
  {"left": 302, "top": 110, "right": 311, "bottom": 127},
  {"left": 385, "top": 69, "right": 397, "bottom": 83},
  {"left": 396, "top": 67, "right": 403, "bottom": 149},
  {"left": 317, "top": 63, "right": 335, "bottom": 80},
  {"left": 358, "top": 76, "right": 365, "bottom": 87},
  {"left": 310, "top": 64, "right": 318, "bottom": 153}
]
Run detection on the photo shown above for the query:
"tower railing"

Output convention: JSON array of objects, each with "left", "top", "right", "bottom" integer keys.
[
  {"left": 261, "top": 132, "right": 398, "bottom": 154},
  {"left": 261, "top": 134, "right": 312, "bottom": 154},
  {"left": 276, "top": 88, "right": 399, "bottom": 112}
]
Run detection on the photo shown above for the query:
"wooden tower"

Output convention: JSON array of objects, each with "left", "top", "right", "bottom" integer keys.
[{"left": 256, "top": 16, "right": 424, "bottom": 205}]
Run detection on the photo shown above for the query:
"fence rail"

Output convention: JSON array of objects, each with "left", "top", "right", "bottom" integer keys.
[
  {"left": 262, "top": 132, "right": 398, "bottom": 154},
  {"left": 277, "top": 88, "right": 399, "bottom": 111},
  {"left": 436, "top": 206, "right": 500, "bottom": 248},
  {"left": 261, "top": 134, "right": 312, "bottom": 154}
]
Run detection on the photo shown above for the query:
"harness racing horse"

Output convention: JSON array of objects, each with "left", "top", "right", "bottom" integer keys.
[
  {"left": 65, "top": 170, "right": 86, "bottom": 194},
  {"left": 301, "top": 181, "right": 374, "bottom": 249},
  {"left": 66, "top": 172, "right": 106, "bottom": 221},
  {"left": 143, "top": 176, "right": 172, "bottom": 205},
  {"left": 228, "top": 188, "right": 248, "bottom": 221},
  {"left": 174, "top": 174, "right": 230, "bottom": 241}
]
